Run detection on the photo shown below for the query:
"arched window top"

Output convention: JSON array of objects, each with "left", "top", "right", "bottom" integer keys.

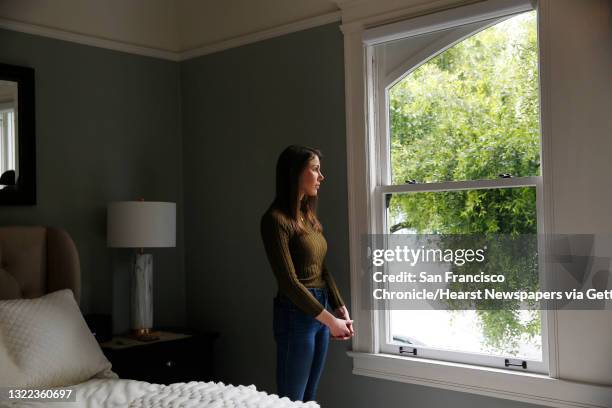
[{"left": 379, "top": 11, "right": 540, "bottom": 185}]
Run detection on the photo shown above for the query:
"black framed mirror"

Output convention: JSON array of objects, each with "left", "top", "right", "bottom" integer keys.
[{"left": 0, "top": 63, "right": 35, "bottom": 205}]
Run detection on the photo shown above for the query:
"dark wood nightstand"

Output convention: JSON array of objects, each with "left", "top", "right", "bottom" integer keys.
[{"left": 101, "top": 330, "right": 218, "bottom": 384}]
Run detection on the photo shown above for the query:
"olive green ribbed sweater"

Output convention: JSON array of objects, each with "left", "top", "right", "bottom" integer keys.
[{"left": 260, "top": 208, "right": 345, "bottom": 317}]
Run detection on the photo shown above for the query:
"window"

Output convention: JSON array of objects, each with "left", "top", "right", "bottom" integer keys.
[
  {"left": 343, "top": 0, "right": 612, "bottom": 405},
  {"left": 372, "top": 11, "right": 546, "bottom": 373},
  {"left": 0, "top": 108, "right": 16, "bottom": 176}
]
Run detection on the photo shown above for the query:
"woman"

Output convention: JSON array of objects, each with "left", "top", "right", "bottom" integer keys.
[{"left": 260, "top": 145, "right": 354, "bottom": 402}]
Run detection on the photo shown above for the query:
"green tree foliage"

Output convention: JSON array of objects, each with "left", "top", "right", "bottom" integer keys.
[{"left": 388, "top": 12, "right": 541, "bottom": 354}]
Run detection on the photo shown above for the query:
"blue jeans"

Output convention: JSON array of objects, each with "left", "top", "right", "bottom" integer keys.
[{"left": 273, "top": 287, "right": 330, "bottom": 402}]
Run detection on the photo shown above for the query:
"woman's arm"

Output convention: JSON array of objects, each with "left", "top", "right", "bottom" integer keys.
[
  {"left": 334, "top": 305, "right": 354, "bottom": 337},
  {"left": 321, "top": 259, "right": 345, "bottom": 310},
  {"left": 322, "top": 260, "right": 354, "bottom": 338},
  {"left": 315, "top": 308, "right": 352, "bottom": 339}
]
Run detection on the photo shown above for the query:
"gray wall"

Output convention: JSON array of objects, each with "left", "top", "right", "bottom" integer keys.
[
  {"left": 0, "top": 28, "right": 185, "bottom": 333},
  {"left": 180, "top": 23, "right": 542, "bottom": 408}
]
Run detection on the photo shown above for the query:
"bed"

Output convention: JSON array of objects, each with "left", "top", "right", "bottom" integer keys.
[{"left": 0, "top": 226, "right": 318, "bottom": 408}]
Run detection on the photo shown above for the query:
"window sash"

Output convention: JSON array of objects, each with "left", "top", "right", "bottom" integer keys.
[
  {"left": 375, "top": 187, "right": 548, "bottom": 373},
  {"left": 378, "top": 176, "right": 540, "bottom": 194},
  {"left": 378, "top": 310, "right": 549, "bottom": 374},
  {"left": 374, "top": 180, "right": 547, "bottom": 374}
]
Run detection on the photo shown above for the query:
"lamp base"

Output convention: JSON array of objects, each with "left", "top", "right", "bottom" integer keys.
[
  {"left": 129, "top": 328, "right": 161, "bottom": 342},
  {"left": 131, "top": 252, "right": 153, "bottom": 331}
]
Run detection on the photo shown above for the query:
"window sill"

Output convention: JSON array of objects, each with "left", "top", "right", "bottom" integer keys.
[{"left": 347, "top": 351, "right": 612, "bottom": 408}]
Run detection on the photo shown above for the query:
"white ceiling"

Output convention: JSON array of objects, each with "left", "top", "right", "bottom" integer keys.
[{"left": 0, "top": 0, "right": 341, "bottom": 53}]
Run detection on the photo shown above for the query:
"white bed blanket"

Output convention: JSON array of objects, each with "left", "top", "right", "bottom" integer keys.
[{"left": 0, "top": 379, "right": 320, "bottom": 408}]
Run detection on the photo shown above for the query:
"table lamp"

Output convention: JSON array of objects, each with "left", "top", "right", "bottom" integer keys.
[{"left": 107, "top": 200, "right": 176, "bottom": 341}]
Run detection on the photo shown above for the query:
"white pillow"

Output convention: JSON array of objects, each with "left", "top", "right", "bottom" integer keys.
[
  {"left": 0, "top": 289, "right": 113, "bottom": 387},
  {"left": 0, "top": 333, "right": 26, "bottom": 386}
]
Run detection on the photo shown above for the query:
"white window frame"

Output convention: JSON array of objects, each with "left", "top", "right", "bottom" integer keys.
[
  {"left": 371, "top": 9, "right": 548, "bottom": 374},
  {"left": 341, "top": 0, "right": 612, "bottom": 406}
]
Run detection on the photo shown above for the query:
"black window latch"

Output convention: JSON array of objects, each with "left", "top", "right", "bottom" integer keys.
[
  {"left": 505, "top": 358, "right": 527, "bottom": 369},
  {"left": 399, "top": 346, "right": 417, "bottom": 356}
]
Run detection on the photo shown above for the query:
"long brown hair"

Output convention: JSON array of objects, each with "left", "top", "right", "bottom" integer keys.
[{"left": 271, "top": 145, "right": 323, "bottom": 234}]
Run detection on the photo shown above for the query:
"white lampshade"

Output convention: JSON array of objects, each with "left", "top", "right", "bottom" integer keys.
[{"left": 107, "top": 201, "right": 176, "bottom": 248}]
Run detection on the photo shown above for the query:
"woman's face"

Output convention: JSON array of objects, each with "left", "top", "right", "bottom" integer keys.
[{"left": 299, "top": 155, "right": 324, "bottom": 198}]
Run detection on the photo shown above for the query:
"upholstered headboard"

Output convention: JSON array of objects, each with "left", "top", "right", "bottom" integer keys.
[{"left": 0, "top": 227, "right": 80, "bottom": 304}]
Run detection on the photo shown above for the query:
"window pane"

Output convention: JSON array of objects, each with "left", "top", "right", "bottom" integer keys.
[
  {"left": 387, "top": 187, "right": 537, "bottom": 235},
  {"left": 389, "top": 11, "right": 540, "bottom": 184},
  {"left": 390, "top": 309, "right": 541, "bottom": 360},
  {"left": 386, "top": 187, "right": 542, "bottom": 360}
]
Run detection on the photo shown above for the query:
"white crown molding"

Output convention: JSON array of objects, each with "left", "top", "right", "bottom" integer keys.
[
  {"left": 0, "top": 17, "right": 180, "bottom": 61},
  {"left": 0, "top": 10, "right": 342, "bottom": 62},
  {"left": 177, "top": 10, "right": 342, "bottom": 61}
]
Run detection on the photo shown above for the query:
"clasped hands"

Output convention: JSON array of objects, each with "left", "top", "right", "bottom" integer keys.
[{"left": 331, "top": 305, "right": 354, "bottom": 340}]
